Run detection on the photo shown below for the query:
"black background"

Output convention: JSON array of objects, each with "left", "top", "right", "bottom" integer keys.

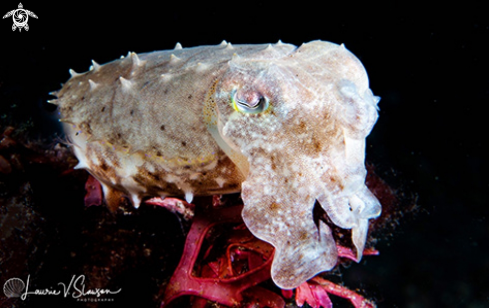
[{"left": 1, "top": 1, "right": 487, "bottom": 307}]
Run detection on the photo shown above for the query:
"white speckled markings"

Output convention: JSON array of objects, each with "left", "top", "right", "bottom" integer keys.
[{"left": 52, "top": 40, "right": 381, "bottom": 289}]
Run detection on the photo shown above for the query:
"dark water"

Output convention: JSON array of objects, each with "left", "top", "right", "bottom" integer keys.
[{"left": 1, "top": 2, "right": 487, "bottom": 307}]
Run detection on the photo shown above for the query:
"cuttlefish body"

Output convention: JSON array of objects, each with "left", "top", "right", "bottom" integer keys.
[{"left": 53, "top": 40, "right": 381, "bottom": 289}]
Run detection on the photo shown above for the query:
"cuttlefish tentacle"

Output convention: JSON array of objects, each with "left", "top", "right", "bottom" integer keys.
[{"left": 316, "top": 185, "right": 381, "bottom": 261}]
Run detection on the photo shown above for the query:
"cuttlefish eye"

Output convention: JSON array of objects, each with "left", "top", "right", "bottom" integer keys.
[{"left": 231, "top": 88, "right": 270, "bottom": 114}]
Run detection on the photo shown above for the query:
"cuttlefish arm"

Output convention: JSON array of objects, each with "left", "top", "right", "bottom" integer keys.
[{"left": 208, "top": 41, "right": 381, "bottom": 289}]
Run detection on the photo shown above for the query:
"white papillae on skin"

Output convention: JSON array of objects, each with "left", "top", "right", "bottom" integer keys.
[{"left": 54, "top": 40, "right": 380, "bottom": 289}]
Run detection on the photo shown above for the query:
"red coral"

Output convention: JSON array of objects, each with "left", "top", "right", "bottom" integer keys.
[
  {"left": 305, "top": 277, "right": 376, "bottom": 308},
  {"left": 296, "top": 279, "right": 333, "bottom": 308},
  {"left": 160, "top": 204, "right": 279, "bottom": 307}
]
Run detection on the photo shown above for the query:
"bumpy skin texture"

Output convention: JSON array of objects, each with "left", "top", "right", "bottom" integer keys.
[{"left": 54, "top": 40, "right": 381, "bottom": 289}]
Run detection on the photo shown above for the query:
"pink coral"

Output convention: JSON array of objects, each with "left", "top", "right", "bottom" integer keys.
[{"left": 160, "top": 204, "right": 281, "bottom": 307}]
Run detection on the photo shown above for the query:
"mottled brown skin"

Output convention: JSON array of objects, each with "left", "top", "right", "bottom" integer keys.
[{"left": 54, "top": 40, "right": 381, "bottom": 289}]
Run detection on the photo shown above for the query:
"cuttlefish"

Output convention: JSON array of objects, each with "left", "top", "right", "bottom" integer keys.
[{"left": 52, "top": 40, "right": 381, "bottom": 289}]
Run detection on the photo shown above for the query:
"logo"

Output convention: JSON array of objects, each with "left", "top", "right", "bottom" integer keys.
[
  {"left": 3, "top": 3, "right": 38, "bottom": 31},
  {"left": 3, "top": 278, "right": 25, "bottom": 298},
  {"left": 3, "top": 275, "right": 122, "bottom": 302}
]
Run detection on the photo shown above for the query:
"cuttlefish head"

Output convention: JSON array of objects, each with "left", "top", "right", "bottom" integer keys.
[{"left": 205, "top": 41, "right": 381, "bottom": 289}]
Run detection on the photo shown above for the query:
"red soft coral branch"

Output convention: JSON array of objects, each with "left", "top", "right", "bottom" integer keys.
[
  {"left": 337, "top": 245, "right": 379, "bottom": 262},
  {"left": 160, "top": 205, "right": 275, "bottom": 307},
  {"left": 308, "top": 277, "right": 376, "bottom": 308},
  {"left": 296, "top": 280, "right": 333, "bottom": 308}
]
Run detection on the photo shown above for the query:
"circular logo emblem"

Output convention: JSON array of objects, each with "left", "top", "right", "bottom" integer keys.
[{"left": 13, "top": 9, "right": 28, "bottom": 27}]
